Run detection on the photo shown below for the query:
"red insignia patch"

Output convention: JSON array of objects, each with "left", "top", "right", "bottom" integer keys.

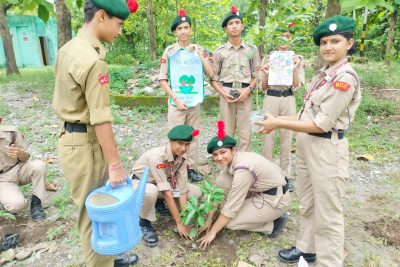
[
  {"left": 160, "top": 58, "right": 167, "bottom": 64},
  {"left": 333, "top": 81, "right": 351, "bottom": 91},
  {"left": 99, "top": 75, "right": 109, "bottom": 85},
  {"left": 156, "top": 163, "right": 167, "bottom": 169}
]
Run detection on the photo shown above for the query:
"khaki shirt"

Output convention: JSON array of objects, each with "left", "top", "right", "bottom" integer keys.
[
  {"left": 212, "top": 41, "right": 261, "bottom": 83},
  {"left": 158, "top": 43, "right": 206, "bottom": 81},
  {"left": 132, "top": 144, "right": 190, "bottom": 194},
  {"left": 52, "top": 29, "right": 112, "bottom": 125},
  {"left": 261, "top": 53, "right": 305, "bottom": 91},
  {"left": 0, "top": 126, "right": 27, "bottom": 173},
  {"left": 219, "top": 151, "right": 286, "bottom": 219},
  {"left": 300, "top": 58, "right": 361, "bottom": 132}
]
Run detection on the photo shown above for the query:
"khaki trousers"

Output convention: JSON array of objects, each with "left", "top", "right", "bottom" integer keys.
[
  {"left": 0, "top": 160, "right": 47, "bottom": 213},
  {"left": 219, "top": 87, "right": 252, "bottom": 152},
  {"left": 295, "top": 133, "right": 348, "bottom": 267},
  {"left": 57, "top": 126, "right": 114, "bottom": 267},
  {"left": 262, "top": 95, "right": 296, "bottom": 176},
  {"left": 135, "top": 181, "right": 202, "bottom": 222},
  {"left": 167, "top": 103, "right": 200, "bottom": 167},
  {"left": 216, "top": 171, "right": 290, "bottom": 233}
]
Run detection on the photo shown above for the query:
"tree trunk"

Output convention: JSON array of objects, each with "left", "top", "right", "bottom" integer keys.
[
  {"left": 55, "top": 0, "right": 72, "bottom": 49},
  {"left": 384, "top": 10, "right": 397, "bottom": 65},
  {"left": 313, "top": 0, "right": 341, "bottom": 73},
  {"left": 258, "top": 0, "right": 268, "bottom": 56},
  {"left": 325, "top": 0, "right": 341, "bottom": 18},
  {"left": 0, "top": 3, "right": 19, "bottom": 75},
  {"left": 146, "top": 0, "right": 157, "bottom": 60}
]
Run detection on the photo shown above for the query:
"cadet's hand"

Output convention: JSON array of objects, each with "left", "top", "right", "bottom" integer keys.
[
  {"left": 221, "top": 91, "right": 235, "bottom": 103},
  {"left": 6, "top": 144, "right": 22, "bottom": 158},
  {"left": 262, "top": 60, "right": 270, "bottom": 75},
  {"left": 234, "top": 87, "right": 251, "bottom": 103},
  {"left": 197, "top": 220, "right": 212, "bottom": 236},
  {"left": 293, "top": 55, "right": 301, "bottom": 69},
  {"left": 174, "top": 98, "right": 189, "bottom": 110},
  {"left": 108, "top": 163, "right": 126, "bottom": 188},
  {"left": 177, "top": 222, "right": 190, "bottom": 240},
  {"left": 197, "top": 230, "right": 216, "bottom": 249},
  {"left": 187, "top": 45, "right": 201, "bottom": 56},
  {"left": 255, "top": 113, "right": 279, "bottom": 134}
]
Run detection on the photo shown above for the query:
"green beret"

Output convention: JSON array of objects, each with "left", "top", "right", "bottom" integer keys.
[
  {"left": 313, "top": 16, "right": 355, "bottom": 46},
  {"left": 207, "top": 135, "right": 237, "bottom": 154},
  {"left": 222, "top": 6, "right": 243, "bottom": 28},
  {"left": 168, "top": 125, "right": 199, "bottom": 142},
  {"left": 90, "top": 0, "right": 131, "bottom": 20},
  {"left": 171, "top": 9, "right": 192, "bottom": 31}
]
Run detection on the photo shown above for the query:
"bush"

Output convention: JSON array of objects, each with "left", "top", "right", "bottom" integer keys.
[
  {"left": 106, "top": 53, "right": 136, "bottom": 65},
  {"left": 109, "top": 66, "right": 134, "bottom": 94}
]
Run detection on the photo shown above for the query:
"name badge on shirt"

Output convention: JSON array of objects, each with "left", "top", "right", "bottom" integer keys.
[{"left": 171, "top": 189, "right": 181, "bottom": 198}]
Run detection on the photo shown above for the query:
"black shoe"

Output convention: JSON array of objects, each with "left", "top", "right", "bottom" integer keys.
[
  {"left": 267, "top": 213, "right": 288, "bottom": 238},
  {"left": 114, "top": 253, "right": 139, "bottom": 266},
  {"left": 139, "top": 218, "right": 158, "bottom": 247},
  {"left": 155, "top": 199, "right": 170, "bottom": 216},
  {"left": 278, "top": 247, "right": 316, "bottom": 264},
  {"left": 1, "top": 233, "right": 20, "bottom": 252},
  {"left": 288, "top": 179, "right": 294, "bottom": 192},
  {"left": 188, "top": 169, "right": 203, "bottom": 182},
  {"left": 30, "top": 195, "right": 46, "bottom": 221}
]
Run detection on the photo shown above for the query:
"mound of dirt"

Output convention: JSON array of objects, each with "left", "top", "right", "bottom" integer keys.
[{"left": 365, "top": 217, "right": 400, "bottom": 248}]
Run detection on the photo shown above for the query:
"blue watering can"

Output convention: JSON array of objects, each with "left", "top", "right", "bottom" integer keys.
[{"left": 85, "top": 167, "right": 149, "bottom": 256}]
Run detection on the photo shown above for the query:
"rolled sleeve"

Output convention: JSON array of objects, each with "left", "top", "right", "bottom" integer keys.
[
  {"left": 158, "top": 49, "right": 169, "bottom": 81},
  {"left": 211, "top": 52, "right": 222, "bottom": 81},
  {"left": 84, "top": 60, "right": 112, "bottom": 125},
  {"left": 147, "top": 158, "right": 171, "bottom": 192},
  {"left": 313, "top": 73, "right": 357, "bottom": 132},
  {"left": 221, "top": 170, "right": 253, "bottom": 219}
]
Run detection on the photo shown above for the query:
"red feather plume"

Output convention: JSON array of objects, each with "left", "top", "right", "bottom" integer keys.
[
  {"left": 288, "top": 22, "right": 295, "bottom": 27},
  {"left": 127, "top": 0, "right": 138, "bottom": 13},
  {"left": 231, "top": 6, "right": 238, "bottom": 14},
  {"left": 217, "top": 121, "right": 226, "bottom": 141},
  {"left": 178, "top": 9, "right": 187, "bottom": 17},
  {"left": 192, "top": 129, "right": 200, "bottom": 137}
]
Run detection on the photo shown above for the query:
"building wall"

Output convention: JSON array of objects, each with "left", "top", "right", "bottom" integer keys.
[{"left": 0, "top": 16, "right": 58, "bottom": 68}]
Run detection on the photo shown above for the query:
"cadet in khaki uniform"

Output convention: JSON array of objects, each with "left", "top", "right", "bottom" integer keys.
[
  {"left": 52, "top": 1, "right": 139, "bottom": 266},
  {"left": 256, "top": 16, "right": 361, "bottom": 266},
  {"left": 210, "top": 6, "right": 261, "bottom": 152},
  {"left": 0, "top": 116, "right": 46, "bottom": 221},
  {"left": 260, "top": 25, "right": 305, "bottom": 191},
  {"left": 159, "top": 10, "right": 214, "bottom": 183},
  {"left": 131, "top": 125, "right": 202, "bottom": 247},
  {"left": 197, "top": 121, "right": 290, "bottom": 249}
]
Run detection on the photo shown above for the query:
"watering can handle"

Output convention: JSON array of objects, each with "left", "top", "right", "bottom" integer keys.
[{"left": 105, "top": 176, "right": 132, "bottom": 191}]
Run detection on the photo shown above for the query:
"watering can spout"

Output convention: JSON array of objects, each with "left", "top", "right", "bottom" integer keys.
[{"left": 134, "top": 166, "right": 149, "bottom": 211}]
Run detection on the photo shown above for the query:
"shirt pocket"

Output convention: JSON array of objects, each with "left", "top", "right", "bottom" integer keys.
[{"left": 239, "top": 57, "right": 251, "bottom": 78}]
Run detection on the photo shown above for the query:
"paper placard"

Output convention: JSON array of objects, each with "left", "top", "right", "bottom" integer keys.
[
  {"left": 168, "top": 49, "right": 205, "bottom": 108},
  {"left": 268, "top": 51, "right": 294, "bottom": 86}
]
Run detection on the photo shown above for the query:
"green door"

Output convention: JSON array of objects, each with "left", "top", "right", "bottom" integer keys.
[{"left": 15, "top": 25, "right": 40, "bottom": 67}]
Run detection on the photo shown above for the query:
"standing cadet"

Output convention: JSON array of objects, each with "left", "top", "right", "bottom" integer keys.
[
  {"left": 159, "top": 9, "right": 214, "bottom": 183},
  {"left": 0, "top": 116, "right": 46, "bottom": 221},
  {"left": 256, "top": 16, "right": 361, "bottom": 266},
  {"left": 131, "top": 125, "right": 202, "bottom": 247},
  {"left": 210, "top": 6, "right": 261, "bottom": 152},
  {"left": 260, "top": 25, "right": 305, "bottom": 191},
  {"left": 52, "top": 1, "right": 139, "bottom": 266},
  {"left": 197, "top": 121, "right": 290, "bottom": 249}
]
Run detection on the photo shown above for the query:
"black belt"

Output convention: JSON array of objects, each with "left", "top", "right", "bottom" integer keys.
[
  {"left": 267, "top": 88, "right": 293, "bottom": 97},
  {"left": 308, "top": 131, "right": 345, "bottom": 140},
  {"left": 222, "top": 82, "right": 250, "bottom": 88},
  {"left": 64, "top": 122, "right": 87, "bottom": 133},
  {"left": 262, "top": 178, "right": 289, "bottom": 196}
]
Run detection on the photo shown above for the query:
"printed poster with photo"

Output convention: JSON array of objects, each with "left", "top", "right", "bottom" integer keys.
[
  {"left": 168, "top": 49, "right": 205, "bottom": 108},
  {"left": 268, "top": 51, "right": 294, "bottom": 86}
]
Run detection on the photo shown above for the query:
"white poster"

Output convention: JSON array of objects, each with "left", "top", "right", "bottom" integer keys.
[{"left": 268, "top": 51, "right": 294, "bottom": 86}]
